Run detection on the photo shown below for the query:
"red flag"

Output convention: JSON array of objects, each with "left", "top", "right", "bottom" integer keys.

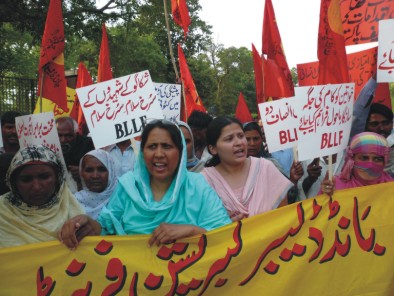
[
  {"left": 69, "top": 62, "right": 93, "bottom": 135},
  {"left": 261, "top": 54, "right": 289, "bottom": 100},
  {"left": 235, "top": 92, "right": 253, "bottom": 124},
  {"left": 171, "top": 0, "right": 191, "bottom": 38},
  {"left": 374, "top": 83, "right": 392, "bottom": 110},
  {"left": 262, "top": 0, "right": 294, "bottom": 98},
  {"left": 37, "top": 0, "right": 68, "bottom": 112},
  {"left": 252, "top": 44, "right": 265, "bottom": 105},
  {"left": 178, "top": 44, "right": 206, "bottom": 118},
  {"left": 317, "top": 0, "right": 350, "bottom": 85},
  {"left": 98, "top": 23, "right": 113, "bottom": 83}
]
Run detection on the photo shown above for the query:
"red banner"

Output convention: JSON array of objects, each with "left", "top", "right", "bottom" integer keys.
[
  {"left": 297, "top": 47, "right": 382, "bottom": 99},
  {"left": 340, "top": 0, "right": 394, "bottom": 46}
]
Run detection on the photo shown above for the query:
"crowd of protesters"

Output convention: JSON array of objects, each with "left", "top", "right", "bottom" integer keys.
[{"left": 0, "top": 93, "right": 393, "bottom": 248}]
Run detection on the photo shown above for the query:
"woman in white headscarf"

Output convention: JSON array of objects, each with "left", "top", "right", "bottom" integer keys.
[{"left": 75, "top": 149, "right": 117, "bottom": 219}]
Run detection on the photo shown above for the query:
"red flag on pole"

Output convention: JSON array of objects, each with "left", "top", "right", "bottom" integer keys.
[
  {"left": 235, "top": 92, "right": 253, "bottom": 124},
  {"left": 37, "top": 0, "right": 68, "bottom": 112},
  {"left": 98, "top": 23, "right": 113, "bottom": 83},
  {"left": 69, "top": 62, "right": 93, "bottom": 135},
  {"left": 317, "top": 0, "right": 350, "bottom": 85},
  {"left": 171, "top": 0, "right": 191, "bottom": 38},
  {"left": 374, "top": 83, "right": 392, "bottom": 110},
  {"left": 252, "top": 44, "right": 265, "bottom": 105},
  {"left": 262, "top": 0, "right": 294, "bottom": 98},
  {"left": 178, "top": 44, "right": 206, "bottom": 118}
]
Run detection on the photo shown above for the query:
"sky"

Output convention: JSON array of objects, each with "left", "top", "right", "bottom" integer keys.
[{"left": 198, "top": 0, "right": 376, "bottom": 69}]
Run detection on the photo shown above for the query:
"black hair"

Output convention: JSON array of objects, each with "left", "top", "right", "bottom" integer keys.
[
  {"left": 187, "top": 110, "right": 213, "bottom": 130},
  {"left": 1, "top": 111, "right": 22, "bottom": 127},
  {"left": 367, "top": 103, "right": 393, "bottom": 123},
  {"left": 243, "top": 121, "right": 263, "bottom": 139},
  {"left": 205, "top": 116, "right": 243, "bottom": 167},
  {"left": 0, "top": 153, "right": 15, "bottom": 195},
  {"left": 141, "top": 120, "right": 183, "bottom": 153}
]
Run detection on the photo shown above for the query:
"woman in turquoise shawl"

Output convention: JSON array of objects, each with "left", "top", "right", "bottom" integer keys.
[{"left": 60, "top": 119, "right": 231, "bottom": 249}]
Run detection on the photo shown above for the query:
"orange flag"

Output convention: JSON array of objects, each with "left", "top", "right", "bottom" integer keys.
[
  {"left": 178, "top": 44, "right": 206, "bottom": 118},
  {"left": 171, "top": 0, "right": 191, "bottom": 38},
  {"left": 37, "top": 0, "right": 68, "bottom": 112},
  {"left": 235, "top": 92, "right": 253, "bottom": 124},
  {"left": 69, "top": 62, "right": 93, "bottom": 135},
  {"left": 262, "top": 0, "right": 294, "bottom": 98},
  {"left": 252, "top": 44, "right": 265, "bottom": 105},
  {"left": 97, "top": 23, "right": 113, "bottom": 83},
  {"left": 317, "top": 0, "right": 350, "bottom": 85}
]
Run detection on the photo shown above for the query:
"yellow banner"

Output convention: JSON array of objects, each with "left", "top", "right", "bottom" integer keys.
[
  {"left": 0, "top": 182, "right": 393, "bottom": 295},
  {"left": 33, "top": 87, "right": 76, "bottom": 117}
]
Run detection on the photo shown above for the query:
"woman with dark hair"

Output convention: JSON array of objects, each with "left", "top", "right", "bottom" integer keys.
[
  {"left": 202, "top": 117, "right": 297, "bottom": 221},
  {"left": 60, "top": 119, "right": 231, "bottom": 249},
  {"left": 0, "top": 145, "right": 84, "bottom": 247},
  {"left": 243, "top": 121, "right": 268, "bottom": 158},
  {"left": 243, "top": 121, "right": 288, "bottom": 174}
]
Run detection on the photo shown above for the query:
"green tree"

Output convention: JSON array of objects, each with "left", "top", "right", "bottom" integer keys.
[
  {"left": 205, "top": 44, "right": 255, "bottom": 116},
  {"left": 291, "top": 67, "right": 298, "bottom": 86},
  {"left": 0, "top": 23, "right": 40, "bottom": 77}
]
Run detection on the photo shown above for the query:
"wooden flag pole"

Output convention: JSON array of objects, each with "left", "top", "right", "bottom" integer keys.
[
  {"left": 261, "top": 54, "right": 265, "bottom": 100},
  {"left": 328, "top": 154, "right": 333, "bottom": 181},
  {"left": 181, "top": 80, "right": 188, "bottom": 121},
  {"left": 163, "top": 0, "right": 180, "bottom": 81},
  {"left": 39, "top": 71, "right": 45, "bottom": 113}
]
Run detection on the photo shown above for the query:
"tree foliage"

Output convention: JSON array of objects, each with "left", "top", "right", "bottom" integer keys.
[{"left": 0, "top": 0, "right": 262, "bottom": 116}]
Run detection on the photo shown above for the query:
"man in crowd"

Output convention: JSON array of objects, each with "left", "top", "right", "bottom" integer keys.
[
  {"left": 103, "top": 139, "right": 140, "bottom": 177},
  {"left": 365, "top": 103, "right": 394, "bottom": 177},
  {"left": 187, "top": 110, "right": 213, "bottom": 160},
  {"left": 56, "top": 116, "right": 95, "bottom": 192},
  {"left": 1, "top": 111, "right": 22, "bottom": 154}
]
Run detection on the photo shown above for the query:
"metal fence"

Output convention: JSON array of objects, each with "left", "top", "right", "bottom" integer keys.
[{"left": 0, "top": 76, "right": 37, "bottom": 115}]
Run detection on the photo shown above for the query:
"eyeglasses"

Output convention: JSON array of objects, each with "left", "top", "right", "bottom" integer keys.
[{"left": 367, "top": 120, "right": 392, "bottom": 128}]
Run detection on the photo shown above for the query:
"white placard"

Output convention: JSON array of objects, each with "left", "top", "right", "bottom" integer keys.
[
  {"left": 154, "top": 83, "right": 181, "bottom": 122},
  {"left": 0, "top": 120, "right": 3, "bottom": 149},
  {"left": 76, "top": 70, "right": 163, "bottom": 148},
  {"left": 377, "top": 19, "right": 394, "bottom": 83},
  {"left": 297, "top": 83, "right": 354, "bottom": 161},
  {"left": 15, "top": 112, "right": 65, "bottom": 166},
  {"left": 259, "top": 83, "right": 354, "bottom": 161},
  {"left": 259, "top": 97, "right": 300, "bottom": 153}
]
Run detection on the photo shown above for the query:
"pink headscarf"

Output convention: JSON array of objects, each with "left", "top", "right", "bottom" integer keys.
[{"left": 337, "top": 132, "right": 392, "bottom": 189}]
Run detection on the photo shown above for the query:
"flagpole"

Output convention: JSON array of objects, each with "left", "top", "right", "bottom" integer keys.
[
  {"left": 181, "top": 80, "right": 188, "bottom": 121},
  {"left": 163, "top": 0, "right": 180, "bottom": 81},
  {"left": 39, "top": 71, "right": 45, "bottom": 113},
  {"left": 261, "top": 54, "right": 265, "bottom": 100}
]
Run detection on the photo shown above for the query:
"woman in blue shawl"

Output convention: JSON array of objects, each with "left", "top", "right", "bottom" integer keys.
[{"left": 60, "top": 119, "right": 231, "bottom": 249}]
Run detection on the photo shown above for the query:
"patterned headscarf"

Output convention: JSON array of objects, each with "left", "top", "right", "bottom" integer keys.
[
  {"left": 339, "top": 132, "right": 390, "bottom": 181},
  {"left": 0, "top": 145, "right": 84, "bottom": 247},
  {"left": 6, "top": 145, "right": 65, "bottom": 208}
]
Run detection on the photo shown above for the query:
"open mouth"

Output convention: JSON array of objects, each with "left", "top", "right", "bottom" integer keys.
[
  {"left": 234, "top": 149, "right": 245, "bottom": 157},
  {"left": 153, "top": 163, "right": 167, "bottom": 172}
]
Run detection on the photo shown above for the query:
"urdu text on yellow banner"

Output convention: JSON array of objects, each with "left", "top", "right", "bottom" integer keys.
[{"left": 0, "top": 182, "right": 393, "bottom": 295}]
